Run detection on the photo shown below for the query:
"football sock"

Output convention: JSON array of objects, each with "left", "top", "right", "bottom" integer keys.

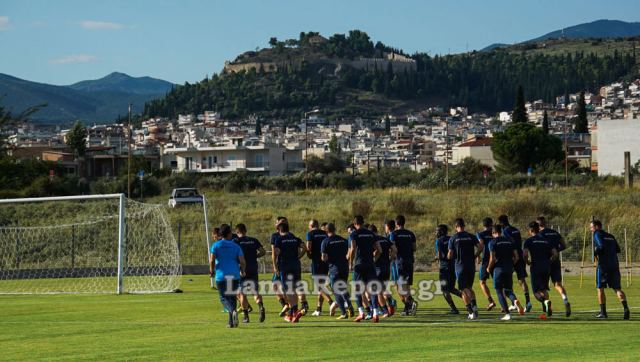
[
  {"left": 524, "top": 292, "right": 531, "bottom": 304},
  {"left": 600, "top": 304, "right": 607, "bottom": 315},
  {"left": 466, "top": 303, "right": 473, "bottom": 314},
  {"left": 278, "top": 298, "right": 286, "bottom": 307},
  {"left": 622, "top": 301, "right": 629, "bottom": 310}
]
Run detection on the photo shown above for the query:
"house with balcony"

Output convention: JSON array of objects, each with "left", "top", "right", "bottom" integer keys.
[{"left": 163, "top": 138, "right": 304, "bottom": 175}]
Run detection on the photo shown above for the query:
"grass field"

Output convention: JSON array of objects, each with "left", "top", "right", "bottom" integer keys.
[{"left": 1, "top": 273, "right": 639, "bottom": 361}]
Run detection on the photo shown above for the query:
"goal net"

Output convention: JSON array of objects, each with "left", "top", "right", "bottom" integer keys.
[{"left": 0, "top": 194, "right": 181, "bottom": 294}]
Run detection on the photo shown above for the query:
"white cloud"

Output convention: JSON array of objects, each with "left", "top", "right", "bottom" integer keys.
[
  {"left": 0, "top": 16, "right": 10, "bottom": 31},
  {"left": 50, "top": 54, "right": 97, "bottom": 64},
  {"left": 80, "top": 20, "right": 124, "bottom": 30}
]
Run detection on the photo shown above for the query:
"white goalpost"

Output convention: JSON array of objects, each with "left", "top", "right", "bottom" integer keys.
[{"left": 0, "top": 193, "right": 181, "bottom": 294}]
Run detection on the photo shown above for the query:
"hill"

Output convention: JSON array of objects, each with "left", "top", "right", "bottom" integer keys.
[
  {"left": 480, "top": 19, "right": 640, "bottom": 51},
  {"left": 0, "top": 72, "right": 174, "bottom": 124},
  {"left": 530, "top": 19, "right": 640, "bottom": 42},
  {"left": 144, "top": 30, "right": 638, "bottom": 120}
]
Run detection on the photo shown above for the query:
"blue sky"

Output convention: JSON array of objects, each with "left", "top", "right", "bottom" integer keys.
[{"left": 1, "top": 0, "right": 639, "bottom": 85}]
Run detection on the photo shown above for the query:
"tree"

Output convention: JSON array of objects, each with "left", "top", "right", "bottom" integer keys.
[
  {"left": 542, "top": 110, "right": 550, "bottom": 134},
  {"left": 328, "top": 134, "right": 340, "bottom": 154},
  {"left": 384, "top": 115, "right": 391, "bottom": 135},
  {"left": 66, "top": 121, "right": 87, "bottom": 157},
  {"left": 255, "top": 118, "right": 262, "bottom": 136},
  {"left": 512, "top": 85, "right": 527, "bottom": 123},
  {"left": 0, "top": 100, "right": 45, "bottom": 155},
  {"left": 491, "top": 123, "right": 564, "bottom": 173},
  {"left": 575, "top": 91, "right": 588, "bottom": 133},
  {"left": 268, "top": 37, "right": 278, "bottom": 48}
]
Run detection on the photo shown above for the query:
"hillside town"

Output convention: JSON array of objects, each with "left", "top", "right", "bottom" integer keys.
[{"left": 4, "top": 79, "right": 640, "bottom": 178}]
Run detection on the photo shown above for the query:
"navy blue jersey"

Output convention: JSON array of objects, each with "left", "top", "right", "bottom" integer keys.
[
  {"left": 375, "top": 234, "right": 393, "bottom": 269},
  {"left": 234, "top": 236, "right": 262, "bottom": 274},
  {"left": 488, "top": 236, "right": 515, "bottom": 271},
  {"left": 349, "top": 228, "right": 378, "bottom": 267},
  {"left": 390, "top": 229, "right": 416, "bottom": 264},
  {"left": 274, "top": 232, "right": 302, "bottom": 270},
  {"left": 503, "top": 225, "right": 523, "bottom": 254},
  {"left": 435, "top": 235, "right": 453, "bottom": 270},
  {"left": 270, "top": 231, "right": 282, "bottom": 265},
  {"left": 539, "top": 228, "right": 564, "bottom": 252},
  {"left": 321, "top": 235, "right": 349, "bottom": 274},
  {"left": 476, "top": 229, "right": 493, "bottom": 266},
  {"left": 448, "top": 231, "right": 479, "bottom": 272},
  {"left": 593, "top": 230, "right": 620, "bottom": 269},
  {"left": 307, "top": 229, "right": 328, "bottom": 262},
  {"left": 523, "top": 234, "right": 554, "bottom": 272}
]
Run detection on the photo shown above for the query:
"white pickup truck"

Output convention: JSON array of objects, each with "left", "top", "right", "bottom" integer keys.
[{"left": 168, "top": 188, "right": 204, "bottom": 208}]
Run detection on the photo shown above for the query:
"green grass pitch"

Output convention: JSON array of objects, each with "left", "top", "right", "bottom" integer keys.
[{"left": 1, "top": 273, "right": 639, "bottom": 361}]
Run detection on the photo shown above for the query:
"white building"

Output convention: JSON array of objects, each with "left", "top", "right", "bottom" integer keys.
[
  {"left": 163, "top": 139, "right": 304, "bottom": 176},
  {"left": 592, "top": 117, "right": 640, "bottom": 176},
  {"left": 451, "top": 136, "right": 496, "bottom": 169}
]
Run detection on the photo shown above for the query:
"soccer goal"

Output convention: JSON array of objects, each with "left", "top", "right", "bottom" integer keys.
[{"left": 0, "top": 194, "right": 181, "bottom": 294}]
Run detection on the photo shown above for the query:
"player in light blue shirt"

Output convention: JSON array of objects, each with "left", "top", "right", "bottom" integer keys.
[{"left": 209, "top": 224, "right": 246, "bottom": 328}]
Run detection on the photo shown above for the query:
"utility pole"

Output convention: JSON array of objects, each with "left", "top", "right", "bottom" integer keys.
[
  {"left": 444, "top": 119, "right": 449, "bottom": 190},
  {"left": 564, "top": 121, "right": 568, "bottom": 187},
  {"left": 304, "top": 113, "right": 308, "bottom": 190},
  {"left": 127, "top": 103, "right": 132, "bottom": 198}
]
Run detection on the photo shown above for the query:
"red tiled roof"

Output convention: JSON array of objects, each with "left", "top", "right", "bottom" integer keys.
[{"left": 457, "top": 137, "right": 492, "bottom": 147}]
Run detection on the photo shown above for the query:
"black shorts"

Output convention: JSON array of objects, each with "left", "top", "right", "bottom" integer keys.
[
  {"left": 395, "top": 261, "right": 414, "bottom": 285},
  {"left": 514, "top": 259, "right": 528, "bottom": 279},
  {"left": 439, "top": 268, "right": 457, "bottom": 292},
  {"left": 530, "top": 269, "right": 550, "bottom": 292},
  {"left": 376, "top": 266, "right": 391, "bottom": 283},
  {"left": 550, "top": 260, "right": 562, "bottom": 284},
  {"left": 352, "top": 264, "right": 377, "bottom": 284},
  {"left": 241, "top": 271, "right": 259, "bottom": 291},
  {"left": 597, "top": 266, "right": 621, "bottom": 289},
  {"left": 492, "top": 268, "right": 514, "bottom": 290},
  {"left": 456, "top": 269, "right": 475, "bottom": 290},
  {"left": 311, "top": 260, "right": 329, "bottom": 276}
]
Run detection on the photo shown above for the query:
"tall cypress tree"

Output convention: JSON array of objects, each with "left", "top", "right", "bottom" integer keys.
[
  {"left": 542, "top": 110, "right": 550, "bottom": 134},
  {"left": 575, "top": 91, "right": 588, "bottom": 133},
  {"left": 384, "top": 115, "right": 391, "bottom": 135},
  {"left": 512, "top": 85, "right": 527, "bottom": 123},
  {"left": 255, "top": 118, "right": 262, "bottom": 136}
]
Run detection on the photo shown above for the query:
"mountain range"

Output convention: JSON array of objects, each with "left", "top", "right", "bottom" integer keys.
[
  {"left": 2, "top": 19, "right": 640, "bottom": 124},
  {"left": 481, "top": 19, "right": 640, "bottom": 51},
  {"left": 0, "top": 72, "right": 174, "bottom": 124}
]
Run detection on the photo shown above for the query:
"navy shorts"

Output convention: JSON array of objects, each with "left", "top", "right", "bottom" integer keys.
[
  {"left": 456, "top": 269, "right": 475, "bottom": 290},
  {"left": 311, "top": 260, "right": 329, "bottom": 276},
  {"left": 596, "top": 266, "right": 621, "bottom": 289},
  {"left": 479, "top": 263, "right": 491, "bottom": 281},
  {"left": 376, "top": 266, "right": 391, "bottom": 283},
  {"left": 493, "top": 268, "right": 513, "bottom": 290},
  {"left": 530, "top": 269, "right": 550, "bottom": 292},
  {"left": 353, "top": 264, "right": 377, "bottom": 284},
  {"left": 439, "top": 268, "right": 457, "bottom": 292},
  {"left": 394, "top": 261, "right": 414, "bottom": 285},
  {"left": 514, "top": 259, "right": 528, "bottom": 279},
  {"left": 329, "top": 270, "right": 349, "bottom": 291},
  {"left": 280, "top": 268, "right": 302, "bottom": 291},
  {"left": 550, "top": 260, "right": 562, "bottom": 284}
]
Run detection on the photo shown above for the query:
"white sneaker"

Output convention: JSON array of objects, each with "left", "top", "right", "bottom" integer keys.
[
  {"left": 329, "top": 302, "right": 339, "bottom": 316},
  {"left": 501, "top": 314, "right": 511, "bottom": 321},
  {"left": 311, "top": 310, "right": 322, "bottom": 317},
  {"left": 508, "top": 304, "right": 517, "bottom": 312},
  {"left": 467, "top": 313, "right": 476, "bottom": 320}
]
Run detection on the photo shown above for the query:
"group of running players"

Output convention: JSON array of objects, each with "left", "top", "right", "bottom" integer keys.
[{"left": 209, "top": 214, "right": 631, "bottom": 328}]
